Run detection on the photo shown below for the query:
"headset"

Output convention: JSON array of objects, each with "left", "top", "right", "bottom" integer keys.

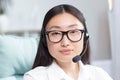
[{"left": 72, "top": 26, "right": 89, "bottom": 63}]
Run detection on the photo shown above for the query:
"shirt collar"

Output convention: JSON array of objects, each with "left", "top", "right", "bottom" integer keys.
[
  {"left": 47, "top": 61, "right": 91, "bottom": 80},
  {"left": 47, "top": 61, "right": 72, "bottom": 80}
]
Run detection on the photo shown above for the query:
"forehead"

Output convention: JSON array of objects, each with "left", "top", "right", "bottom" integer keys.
[{"left": 46, "top": 13, "right": 84, "bottom": 30}]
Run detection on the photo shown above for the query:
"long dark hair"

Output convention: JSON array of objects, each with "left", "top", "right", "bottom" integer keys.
[{"left": 32, "top": 4, "right": 90, "bottom": 68}]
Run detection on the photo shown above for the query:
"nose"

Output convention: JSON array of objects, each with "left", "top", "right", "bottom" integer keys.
[{"left": 61, "top": 35, "right": 70, "bottom": 47}]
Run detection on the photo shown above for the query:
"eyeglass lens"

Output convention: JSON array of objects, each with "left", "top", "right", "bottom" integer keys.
[{"left": 46, "top": 29, "right": 84, "bottom": 43}]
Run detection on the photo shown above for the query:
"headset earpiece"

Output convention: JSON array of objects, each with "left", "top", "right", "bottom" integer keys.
[
  {"left": 85, "top": 32, "right": 89, "bottom": 41},
  {"left": 84, "top": 30, "right": 89, "bottom": 44}
]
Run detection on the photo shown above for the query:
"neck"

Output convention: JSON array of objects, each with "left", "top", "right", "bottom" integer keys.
[{"left": 55, "top": 60, "right": 80, "bottom": 80}]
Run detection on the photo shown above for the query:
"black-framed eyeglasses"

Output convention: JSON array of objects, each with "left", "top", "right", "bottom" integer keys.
[{"left": 45, "top": 29, "right": 85, "bottom": 43}]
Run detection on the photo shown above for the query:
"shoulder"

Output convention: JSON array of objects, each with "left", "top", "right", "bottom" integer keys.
[
  {"left": 84, "top": 64, "right": 104, "bottom": 72},
  {"left": 24, "top": 66, "right": 48, "bottom": 80},
  {"left": 84, "top": 65, "right": 113, "bottom": 80}
]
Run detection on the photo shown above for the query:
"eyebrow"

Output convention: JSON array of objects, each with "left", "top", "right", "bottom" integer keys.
[
  {"left": 47, "top": 26, "right": 61, "bottom": 30},
  {"left": 68, "top": 24, "right": 79, "bottom": 27},
  {"left": 46, "top": 24, "right": 81, "bottom": 30}
]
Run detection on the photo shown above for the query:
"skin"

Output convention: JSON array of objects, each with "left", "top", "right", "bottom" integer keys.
[{"left": 46, "top": 13, "right": 84, "bottom": 80}]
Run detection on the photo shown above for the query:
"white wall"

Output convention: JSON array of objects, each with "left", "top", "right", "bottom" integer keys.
[
  {"left": 109, "top": 0, "right": 120, "bottom": 79},
  {"left": 4, "top": 0, "right": 111, "bottom": 61}
]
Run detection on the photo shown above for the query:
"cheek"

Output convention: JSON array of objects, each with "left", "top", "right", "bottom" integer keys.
[
  {"left": 74, "top": 38, "right": 84, "bottom": 54},
  {"left": 47, "top": 43, "right": 55, "bottom": 52},
  {"left": 46, "top": 38, "right": 57, "bottom": 56}
]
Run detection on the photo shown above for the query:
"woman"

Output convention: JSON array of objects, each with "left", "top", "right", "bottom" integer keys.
[{"left": 24, "top": 4, "right": 113, "bottom": 80}]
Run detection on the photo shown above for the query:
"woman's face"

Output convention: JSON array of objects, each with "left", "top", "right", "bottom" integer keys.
[{"left": 46, "top": 13, "right": 84, "bottom": 63}]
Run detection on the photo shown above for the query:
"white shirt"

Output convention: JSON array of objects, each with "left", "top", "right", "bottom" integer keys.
[{"left": 24, "top": 61, "right": 113, "bottom": 80}]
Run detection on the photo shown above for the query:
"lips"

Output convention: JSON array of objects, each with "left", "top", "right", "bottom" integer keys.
[{"left": 60, "top": 49, "right": 73, "bottom": 55}]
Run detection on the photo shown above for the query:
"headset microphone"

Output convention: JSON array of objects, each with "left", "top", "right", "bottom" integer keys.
[
  {"left": 72, "top": 55, "right": 81, "bottom": 63},
  {"left": 72, "top": 33, "right": 89, "bottom": 63}
]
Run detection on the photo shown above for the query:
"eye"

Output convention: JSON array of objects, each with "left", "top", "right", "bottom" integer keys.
[
  {"left": 70, "top": 30, "right": 79, "bottom": 34},
  {"left": 50, "top": 31, "right": 61, "bottom": 36}
]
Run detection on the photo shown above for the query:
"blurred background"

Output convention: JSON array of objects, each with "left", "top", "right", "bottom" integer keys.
[{"left": 0, "top": 0, "right": 119, "bottom": 80}]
